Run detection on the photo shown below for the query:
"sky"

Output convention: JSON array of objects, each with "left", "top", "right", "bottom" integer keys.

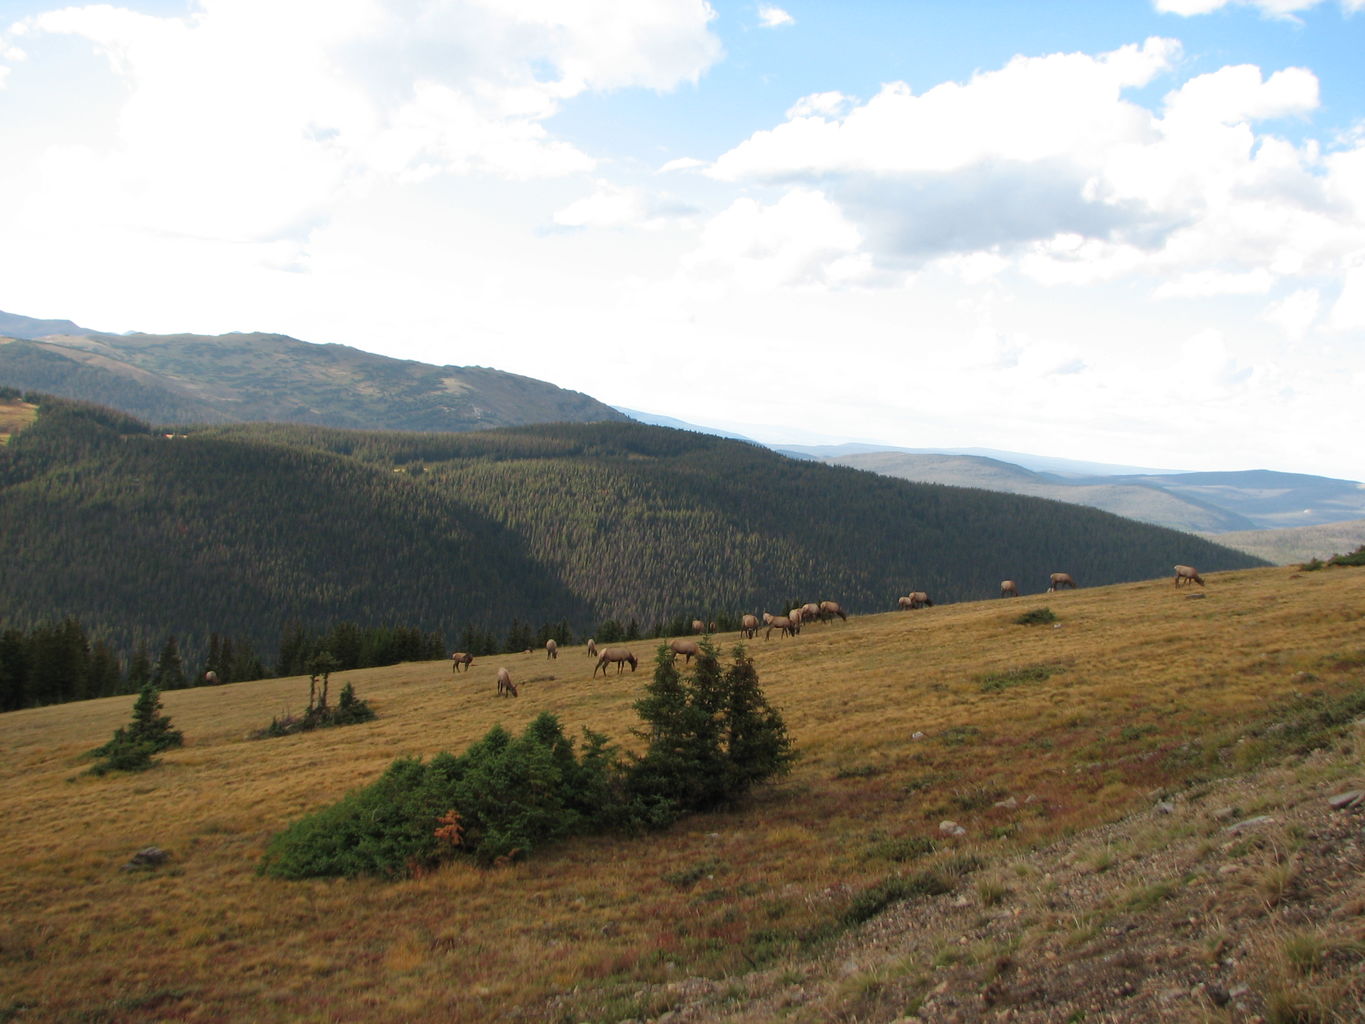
[{"left": 2, "top": 1, "right": 1364, "bottom": 480}]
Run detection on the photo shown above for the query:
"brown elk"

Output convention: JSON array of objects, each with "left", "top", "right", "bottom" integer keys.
[
  {"left": 496, "top": 667, "right": 518, "bottom": 697},
  {"left": 819, "top": 600, "right": 848, "bottom": 622},
  {"left": 1000, "top": 580, "right": 1019, "bottom": 597},
  {"left": 451, "top": 652, "right": 473, "bottom": 673},
  {"left": 904, "top": 592, "right": 932, "bottom": 609},
  {"left": 586, "top": 639, "right": 598, "bottom": 657},
  {"left": 1048, "top": 572, "right": 1077, "bottom": 592},
  {"left": 691, "top": 619, "right": 705, "bottom": 634},
  {"left": 740, "top": 614, "right": 759, "bottom": 639},
  {"left": 594, "top": 648, "right": 638, "bottom": 676},
  {"left": 669, "top": 638, "right": 702, "bottom": 664},
  {"left": 1174, "top": 564, "right": 1205, "bottom": 587},
  {"left": 765, "top": 615, "right": 796, "bottom": 639},
  {"left": 545, "top": 638, "right": 558, "bottom": 659}
]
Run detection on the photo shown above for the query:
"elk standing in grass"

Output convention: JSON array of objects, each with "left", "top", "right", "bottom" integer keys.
[
  {"left": 1174, "top": 565, "right": 1205, "bottom": 587},
  {"left": 669, "top": 638, "right": 701, "bottom": 665},
  {"left": 545, "top": 638, "right": 558, "bottom": 659},
  {"left": 496, "top": 667, "right": 517, "bottom": 697},
  {"left": 740, "top": 614, "right": 758, "bottom": 639},
  {"left": 1048, "top": 572, "right": 1077, "bottom": 592},
  {"left": 451, "top": 652, "right": 473, "bottom": 673},
  {"left": 1000, "top": 580, "right": 1019, "bottom": 598},
  {"left": 594, "top": 648, "right": 638, "bottom": 676}
]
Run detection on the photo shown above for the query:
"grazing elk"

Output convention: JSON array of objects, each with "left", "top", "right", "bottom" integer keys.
[
  {"left": 765, "top": 615, "right": 796, "bottom": 639},
  {"left": 546, "top": 638, "right": 558, "bottom": 659},
  {"left": 669, "top": 638, "right": 701, "bottom": 664},
  {"left": 691, "top": 619, "right": 705, "bottom": 635},
  {"left": 740, "top": 614, "right": 759, "bottom": 639},
  {"left": 594, "top": 648, "right": 638, "bottom": 676},
  {"left": 496, "top": 667, "right": 518, "bottom": 698},
  {"left": 586, "top": 639, "right": 598, "bottom": 657},
  {"left": 1000, "top": 580, "right": 1019, "bottom": 598},
  {"left": 1174, "top": 564, "right": 1205, "bottom": 587},
  {"left": 451, "top": 652, "right": 473, "bottom": 673},
  {"left": 203, "top": 670, "right": 220, "bottom": 684},
  {"left": 904, "top": 592, "right": 932, "bottom": 609},
  {"left": 1048, "top": 572, "right": 1077, "bottom": 592},
  {"left": 819, "top": 600, "right": 848, "bottom": 622}
]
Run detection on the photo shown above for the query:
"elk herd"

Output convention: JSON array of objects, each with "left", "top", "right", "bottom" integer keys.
[{"left": 455, "top": 565, "right": 1206, "bottom": 698}]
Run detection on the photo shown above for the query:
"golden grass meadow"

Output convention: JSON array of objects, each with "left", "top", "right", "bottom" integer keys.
[{"left": 2, "top": 565, "right": 1363, "bottom": 1023}]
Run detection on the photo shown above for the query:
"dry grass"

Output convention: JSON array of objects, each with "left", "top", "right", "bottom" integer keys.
[
  {"left": 0, "top": 396, "right": 38, "bottom": 445},
  {"left": 2, "top": 565, "right": 1364, "bottom": 1022}
]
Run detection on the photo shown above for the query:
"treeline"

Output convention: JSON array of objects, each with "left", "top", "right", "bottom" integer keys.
[
  {"left": 0, "top": 396, "right": 1268, "bottom": 705},
  {"left": 0, "top": 620, "right": 266, "bottom": 712}
]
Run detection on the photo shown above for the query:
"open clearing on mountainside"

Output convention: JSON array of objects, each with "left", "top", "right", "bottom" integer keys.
[
  {"left": 1, "top": 565, "right": 1363, "bottom": 1023},
  {"left": 0, "top": 396, "right": 37, "bottom": 444}
]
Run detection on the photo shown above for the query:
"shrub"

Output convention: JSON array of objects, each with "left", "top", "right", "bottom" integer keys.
[
  {"left": 1014, "top": 607, "right": 1058, "bottom": 626},
  {"left": 626, "top": 641, "right": 795, "bottom": 823},
  {"left": 260, "top": 713, "right": 623, "bottom": 877},
  {"left": 89, "top": 682, "right": 183, "bottom": 775},
  {"left": 254, "top": 682, "right": 376, "bottom": 738}
]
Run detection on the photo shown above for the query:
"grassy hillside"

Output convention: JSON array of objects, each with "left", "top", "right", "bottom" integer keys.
[
  {"left": 0, "top": 398, "right": 1265, "bottom": 683},
  {"left": 2, "top": 565, "right": 1362, "bottom": 1022}
]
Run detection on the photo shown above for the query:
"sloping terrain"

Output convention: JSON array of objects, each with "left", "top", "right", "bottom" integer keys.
[
  {"left": 0, "top": 398, "right": 1264, "bottom": 675},
  {"left": 0, "top": 309, "right": 627, "bottom": 432},
  {"left": 1, "top": 564, "right": 1361, "bottom": 1023}
]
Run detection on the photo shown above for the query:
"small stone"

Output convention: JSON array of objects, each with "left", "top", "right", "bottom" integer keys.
[
  {"left": 912, "top": 731, "right": 926, "bottom": 741},
  {"left": 121, "top": 846, "right": 169, "bottom": 871},
  {"left": 939, "top": 820, "right": 967, "bottom": 836},
  {"left": 994, "top": 796, "right": 1018, "bottom": 809},
  {"left": 1226, "top": 815, "right": 1275, "bottom": 833},
  {"left": 1327, "top": 790, "right": 1364, "bottom": 810},
  {"left": 1154, "top": 800, "right": 1176, "bottom": 815}
]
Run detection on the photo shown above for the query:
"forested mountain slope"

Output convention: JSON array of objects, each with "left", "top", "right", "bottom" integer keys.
[
  {"left": 0, "top": 395, "right": 1265, "bottom": 674},
  {"left": 0, "top": 309, "right": 626, "bottom": 432}
]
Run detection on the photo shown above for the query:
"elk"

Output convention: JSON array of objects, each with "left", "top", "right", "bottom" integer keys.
[
  {"left": 545, "top": 638, "right": 558, "bottom": 659},
  {"left": 669, "top": 638, "right": 701, "bottom": 664},
  {"left": 1174, "top": 564, "right": 1205, "bottom": 587},
  {"left": 765, "top": 615, "right": 796, "bottom": 639},
  {"left": 594, "top": 648, "right": 638, "bottom": 676},
  {"left": 451, "top": 652, "right": 473, "bottom": 673},
  {"left": 496, "top": 667, "right": 518, "bottom": 697},
  {"left": 1000, "top": 580, "right": 1019, "bottom": 597},
  {"left": 1048, "top": 572, "right": 1077, "bottom": 592}
]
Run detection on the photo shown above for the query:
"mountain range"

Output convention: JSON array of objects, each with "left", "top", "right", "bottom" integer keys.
[
  {"left": 0, "top": 310, "right": 626, "bottom": 433},
  {"left": 4, "top": 308, "right": 1361, "bottom": 558}
]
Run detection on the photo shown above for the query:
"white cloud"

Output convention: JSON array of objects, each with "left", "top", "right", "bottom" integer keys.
[
  {"left": 553, "top": 180, "right": 696, "bottom": 230},
  {"left": 757, "top": 4, "right": 794, "bottom": 28},
  {"left": 683, "top": 187, "right": 873, "bottom": 288},
  {"left": 1155, "top": 0, "right": 1364, "bottom": 18},
  {"left": 7, "top": 0, "right": 723, "bottom": 243},
  {"left": 1155, "top": 267, "right": 1276, "bottom": 297},
  {"left": 1263, "top": 287, "right": 1321, "bottom": 339}
]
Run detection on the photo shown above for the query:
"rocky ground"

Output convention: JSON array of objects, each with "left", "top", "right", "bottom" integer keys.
[{"left": 586, "top": 741, "right": 1365, "bottom": 1024}]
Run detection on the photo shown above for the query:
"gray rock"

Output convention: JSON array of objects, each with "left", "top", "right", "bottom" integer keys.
[
  {"left": 121, "top": 846, "right": 169, "bottom": 871},
  {"left": 1225, "top": 815, "right": 1275, "bottom": 833},
  {"left": 1328, "top": 790, "right": 1364, "bottom": 810}
]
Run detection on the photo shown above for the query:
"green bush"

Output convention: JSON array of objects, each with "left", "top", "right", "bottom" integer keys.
[
  {"left": 89, "top": 682, "right": 182, "bottom": 775},
  {"left": 256, "top": 682, "right": 376, "bottom": 738},
  {"left": 1014, "top": 607, "right": 1058, "bottom": 626},
  {"left": 260, "top": 712, "right": 622, "bottom": 877}
]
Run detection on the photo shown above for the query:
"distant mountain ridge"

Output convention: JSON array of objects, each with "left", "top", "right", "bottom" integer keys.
[
  {"left": 616, "top": 409, "right": 1365, "bottom": 536},
  {"left": 0, "top": 309, "right": 627, "bottom": 433}
]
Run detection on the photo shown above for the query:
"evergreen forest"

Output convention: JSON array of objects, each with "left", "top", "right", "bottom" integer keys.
[{"left": 0, "top": 393, "right": 1266, "bottom": 709}]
